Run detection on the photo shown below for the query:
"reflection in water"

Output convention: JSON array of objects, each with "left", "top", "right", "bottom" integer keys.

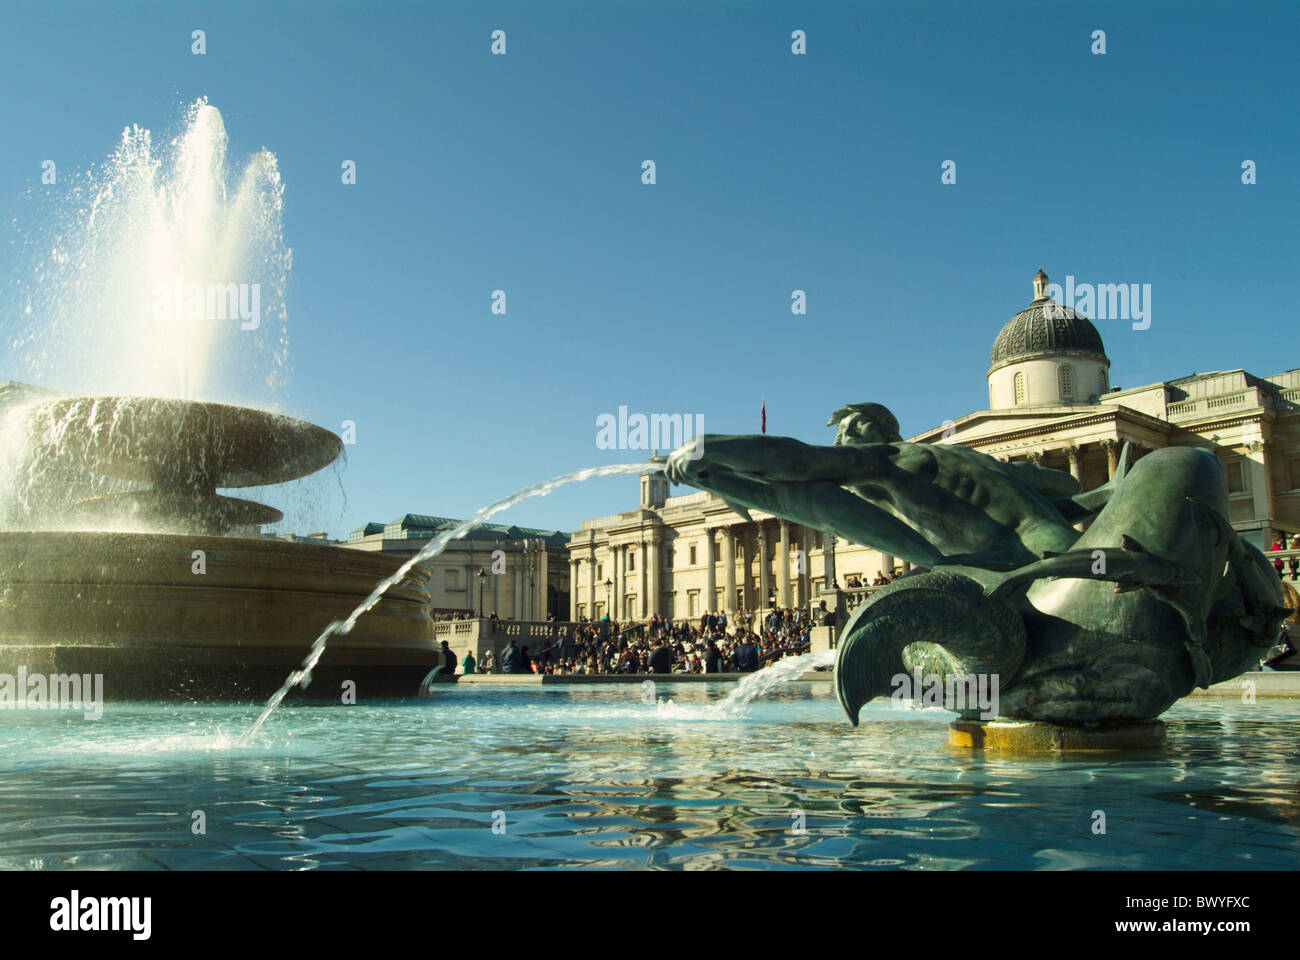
[{"left": 0, "top": 685, "right": 1297, "bottom": 869}]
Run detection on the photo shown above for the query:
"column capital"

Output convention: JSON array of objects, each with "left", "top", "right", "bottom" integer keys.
[
  {"left": 1066, "top": 444, "right": 1082, "bottom": 463},
  {"left": 1025, "top": 451, "right": 1043, "bottom": 465}
]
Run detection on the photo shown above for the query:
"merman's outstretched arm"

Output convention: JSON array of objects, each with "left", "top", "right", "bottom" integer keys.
[{"left": 665, "top": 435, "right": 944, "bottom": 568}]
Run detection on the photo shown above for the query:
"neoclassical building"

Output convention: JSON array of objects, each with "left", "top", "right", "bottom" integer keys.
[
  {"left": 343, "top": 515, "right": 571, "bottom": 619},
  {"left": 567, "top": 270, "right": 1300, "bottom": 621}
]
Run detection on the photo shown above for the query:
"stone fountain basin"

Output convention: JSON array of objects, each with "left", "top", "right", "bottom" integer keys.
[
  {"left": 0, "top": 532, "right": 436, "bottom": 699},
  {"left": 29, "top": 396, "right": 342, "bottom": 490}
]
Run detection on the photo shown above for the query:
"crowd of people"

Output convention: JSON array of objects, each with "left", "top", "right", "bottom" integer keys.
[
  {"left": 446, "top": 608, "right": 814, "bottom": 676},
  {"left": 843, "top": 572, "right": 898, "bottom": 588}
]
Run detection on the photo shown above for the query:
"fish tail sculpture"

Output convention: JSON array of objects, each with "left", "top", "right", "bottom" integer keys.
[{"left": 835, "top": 569, "right": 1026, "bottom": 726}]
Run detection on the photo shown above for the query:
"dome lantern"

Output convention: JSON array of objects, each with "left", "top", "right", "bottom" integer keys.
[{"left": 1032, "top": 268, "right": 1050, "bottom": 303}]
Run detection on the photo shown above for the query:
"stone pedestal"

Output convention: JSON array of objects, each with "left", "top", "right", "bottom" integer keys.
[
  {"left": 809, "top": 625, "right": 835, "bottom": 656},
  {"left": 948, "top": 718, "right": 1166, "bottom": 752}
]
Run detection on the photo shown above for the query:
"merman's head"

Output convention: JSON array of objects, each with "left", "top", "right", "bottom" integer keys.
[{"left": 827, "top": 402, "right": 902, "bottom": 446}]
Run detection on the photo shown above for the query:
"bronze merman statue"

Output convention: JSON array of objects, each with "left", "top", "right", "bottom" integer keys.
[{"left": 665, "top": 404, "right": 1288, "bottom": 728}]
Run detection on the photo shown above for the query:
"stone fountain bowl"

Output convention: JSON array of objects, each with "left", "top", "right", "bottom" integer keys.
[{"left": 30, "top": 396, "right": 342, "bottom": 491}]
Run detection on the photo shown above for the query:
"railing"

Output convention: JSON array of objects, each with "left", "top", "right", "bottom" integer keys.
[
  {"left": 431, "top": 619, "right": 484, "bottom": 640},
  {"left": 838, "top": 584, "right": 890, "bottom": 614},
  {"left": 1206, "top": 393, "right": 1248, "bottom": 410},
  {"left": 1265, "top": 548, "right": 1300, "bottom": 572}
]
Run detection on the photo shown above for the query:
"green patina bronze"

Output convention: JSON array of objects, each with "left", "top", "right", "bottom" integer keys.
[{"left": 665, "top": 405, "right": 1289, "bottom": 725}]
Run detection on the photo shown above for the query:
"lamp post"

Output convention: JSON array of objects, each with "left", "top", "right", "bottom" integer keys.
[
  {"left": 476, "top": 567, "right": 486, "bottom": 617},
  {"left": 604, "top": 578, "right": 612, "bottom": 619}
]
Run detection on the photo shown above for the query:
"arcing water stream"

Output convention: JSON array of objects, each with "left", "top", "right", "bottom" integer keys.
[
  {"left": 706, "top": 649, "right": 835, "bottom": 716},
  {"left": 242, "top": 462, "right": 655, "bottom": 739}
]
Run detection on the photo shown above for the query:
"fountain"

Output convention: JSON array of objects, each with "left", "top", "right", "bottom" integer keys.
[
  {"left": 0, "top": 101, "right": 437, "bottom": 699},
  {"left": 665, "top": 404, "right": 1292, "bottom": 750}
]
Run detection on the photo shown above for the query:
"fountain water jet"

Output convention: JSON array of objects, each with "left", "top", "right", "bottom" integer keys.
[
  {"left": 244, "top": 462, "right": 655, "bottom": 738},
  {"left": 6, "top": 98, "right": 289, "bottom": 404},
  {"left": 0, "top": 102, "right": 437, "bottom": 699},
  {"left": 706, "top": 650, "right": 835, "bottom": 716}
]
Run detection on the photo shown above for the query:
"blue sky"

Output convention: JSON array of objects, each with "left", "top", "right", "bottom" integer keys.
[{"left": 1, "top": 0, "right": 1297, "bottom": 538}]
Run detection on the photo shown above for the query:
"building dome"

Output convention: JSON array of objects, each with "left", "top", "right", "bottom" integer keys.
[
  {"left": 985, "top": 270, "right": 1111, "bottom": 409},
  {"left": 989, "top": 274, "right": 1108, "bottom": 375}
]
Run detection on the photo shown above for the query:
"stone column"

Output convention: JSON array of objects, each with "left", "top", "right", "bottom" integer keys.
[
  {"left": 639, "top": 540, "right": 648, "bottom": 620},
  {"left": 739, "top": 533, "right": 751, "bottom": 611},
  {"left": 881, "top": 553, "right": 894, "bottom": 578},
  {"left": 537, "top": 545, "right": 548, "bottom": 619},
  {"left": 824, "top": 532, "right": 837, "bottom": 589},
  {"left": 1066, "top": 445, "right": 1087, "bottom": 531},
  {"left": 790, "top": 528, "right": 800, "bottom": 600},
  {"left": 1066, "top": 445, "right": 1083, "bottom": 482},
  {"left": 777, "top": 519, "right": 791, "bottom": 608},
  {"left": 616, "top": 541, "right": 626, "bottom": 616},
  {"left": 723, "top": 527, "right": 736, "bottom": 614},
  {"left": 1246, "top": 439, "right": 1273, "bottom": 549},
  {"left": 757, "top": 524, "right": 771, "bottom": 614},
  {"left": 704, "top": 529, "right": 716, "bottom": 613},
  {"left": 648, "top": 536, "right": 660, "bottom": 619},
  {"left": 526, "top": 544, "right": 535, "bottom": 620},
  {"left": 587, "top": 546, "right": 596, "bottom": 619},
  {"left": 569, "top": 559, "right": 578, "bottom": 620},
  {"left": 610, "top": 542, "right": 620, "bottom": 619},
  {"left": 1101, "top": 439, "right": 1119, "bottom": 478}
]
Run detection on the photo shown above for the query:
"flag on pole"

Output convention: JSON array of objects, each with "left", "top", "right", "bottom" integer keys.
[{"left": 761, "top": 397, "right": 766, "bottom": 434}]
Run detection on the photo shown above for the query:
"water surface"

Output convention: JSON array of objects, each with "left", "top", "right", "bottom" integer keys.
[{"left": 2, "top": 683, "right": 1296, "bottom": 870}]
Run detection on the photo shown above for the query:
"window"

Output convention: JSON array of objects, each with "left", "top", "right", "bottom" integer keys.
[
  {"left": 1014, "top": 371, "right": 1026, "bottom": 405},
  {"left": 445, "top": 569, "right": 460, "bottom": 589},
  {"left": 1288, "top": 454, "right": 1300, "bottom": 491},
  {"left": 628, "top": 552, "right": 635, "bottom": 572},
  {"left": 1099, "top": 368, "right": 1109, "bottom": 394},
  {"left": 627, "top": 596, "right": 638, "bottom": 618},
  {"left": 1059, "top": 364, "right": 1073, "bottom": 400},
  {"left": 1225, "top": 460, "right": 1247, "bottom": 495},
  {"left": 577, "top": 603, "right": 586, "bottom": 620},
  {"left": 689, "top": 545, "right": 697, "bottom": 566},
  {"left": 688, "top": 590, "right": 700, "bottom": 617},
  {"left": 597, "top": 564, "right": 603, "bottom": 580}
]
